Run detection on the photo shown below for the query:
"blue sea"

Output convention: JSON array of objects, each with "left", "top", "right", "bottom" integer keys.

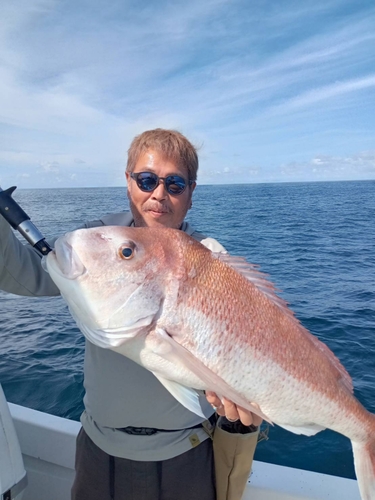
[{"left": 0, "top": 181, "right": 374, "bottom": 480}]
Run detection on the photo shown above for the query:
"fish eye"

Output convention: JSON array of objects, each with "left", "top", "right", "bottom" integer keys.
[{"left": 119, "top": 242, "right": 135, "bottom": 260}]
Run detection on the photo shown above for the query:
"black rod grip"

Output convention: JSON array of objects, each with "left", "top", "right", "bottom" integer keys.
[
  {"left": 0, "top": 186, "right": 53, "bottom": 255},
  {"left": 0, "top": 186, "right": 30, "bottom": 229}
]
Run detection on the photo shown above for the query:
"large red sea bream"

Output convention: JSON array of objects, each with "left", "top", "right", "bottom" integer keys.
[{"left": 45, "top": 226, "right": 375, "bottom": 500}]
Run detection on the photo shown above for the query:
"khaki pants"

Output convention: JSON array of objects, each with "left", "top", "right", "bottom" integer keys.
[{"left": 213, "top": 425, "right": 259, "bottom": 500}]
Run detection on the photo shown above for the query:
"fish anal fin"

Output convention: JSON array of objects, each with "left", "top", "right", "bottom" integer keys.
[{"left": 278, "top": 422, "right": 325, "bottom": 436}]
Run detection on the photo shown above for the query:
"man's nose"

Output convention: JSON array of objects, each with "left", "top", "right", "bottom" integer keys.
[{"left": 151, "top": 179, "right": 168, "bottom": 199}]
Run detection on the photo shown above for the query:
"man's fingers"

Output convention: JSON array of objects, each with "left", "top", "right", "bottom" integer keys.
[
  {"left": 237, "top": 406, "right": 254, "bottom": 426},
  {"left": 206, "top": 392, "right": 263, "bottom": 427},
  {"left": 222, "top": 398, "right": 240, "bottom": 422},
  {"left": 205, "top": 391, "right": 225, "bottom": 414},
  {"left": 246, "top": 402, "right": 263, "bottom": 427}
]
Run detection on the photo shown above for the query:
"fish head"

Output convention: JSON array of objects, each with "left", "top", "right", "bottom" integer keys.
[{"left": 45, "top": 226, "right": 177, "bottom": 347}]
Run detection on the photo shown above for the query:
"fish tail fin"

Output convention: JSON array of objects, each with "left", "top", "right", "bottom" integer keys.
[{"left": 352, "top": 431, "right": 375, "bottom": 500}]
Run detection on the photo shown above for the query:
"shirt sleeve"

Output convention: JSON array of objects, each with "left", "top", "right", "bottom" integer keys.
[{"left": 0, "top": 214, "right": 60, "bottom": 297}]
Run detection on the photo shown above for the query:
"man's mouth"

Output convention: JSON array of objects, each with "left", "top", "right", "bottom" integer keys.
[
  {"left": 145, "top": 205, "right": 170, "bottom": 216},
  {"left": 149, "top": 210, "right": 167, "bottom": 217}
]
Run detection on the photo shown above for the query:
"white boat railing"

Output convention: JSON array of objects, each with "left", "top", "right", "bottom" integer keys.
[{"left": 9, "top": 403, "right": 79, "bottom": 500}]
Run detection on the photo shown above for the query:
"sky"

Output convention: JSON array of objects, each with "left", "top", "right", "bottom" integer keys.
[{"left": 0, "top": 0, "right": 374, "bottom": 188}]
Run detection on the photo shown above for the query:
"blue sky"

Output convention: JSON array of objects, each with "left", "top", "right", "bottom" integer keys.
[{"left": 0, "top": 0, "right": 374, "bottom": 188}]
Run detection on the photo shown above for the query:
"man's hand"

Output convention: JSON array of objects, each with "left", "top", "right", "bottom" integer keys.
[{"left": 206, "top": 391, "right": 263, "bottom": 427}]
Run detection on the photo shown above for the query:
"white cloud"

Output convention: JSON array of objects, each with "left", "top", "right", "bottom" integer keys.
[
  {"left": 279, "top": 151, "right": 375, "bottom": 181},
  {"left": 273, "top": 75, "right": 375, "bottom": 113},
  {"left": 39, "top": 161, "right": 60, "bottom": 173}
]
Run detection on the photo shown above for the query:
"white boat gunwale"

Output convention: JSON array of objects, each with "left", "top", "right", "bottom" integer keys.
[{"left": 5, "top": 402, "right": 361, "bottom": 500}]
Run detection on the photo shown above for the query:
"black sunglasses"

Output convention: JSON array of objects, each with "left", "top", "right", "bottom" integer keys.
[{"left": 130, "top": 172, "right": 194, "bottom": 195}]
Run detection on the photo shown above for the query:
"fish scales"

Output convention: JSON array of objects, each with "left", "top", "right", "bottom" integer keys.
[
  {"left": 45, "top": 226, "right": 375, "bottom": 500},
  {"left": 170, "top": 236, "right": 350, "bottom": 403}
]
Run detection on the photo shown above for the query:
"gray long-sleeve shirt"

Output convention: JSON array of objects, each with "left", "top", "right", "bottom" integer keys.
[{"left": 0, "top": 212, "right": 226, "bottom": 460}]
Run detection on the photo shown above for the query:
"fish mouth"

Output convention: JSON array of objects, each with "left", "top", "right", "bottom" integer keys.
[{"left": 43, "top": 238, "right": 86, "bottom": 280}]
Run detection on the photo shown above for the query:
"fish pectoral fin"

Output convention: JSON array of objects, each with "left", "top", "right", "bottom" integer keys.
[
  {"left": 154, "top": 327, "right": 272, "bottom": 425},
  {"left": 152, "top": 373, "right": 206, "bottom": 419},
  {"left": 278, "top": 422, "right": 325, "bottom": 436}
]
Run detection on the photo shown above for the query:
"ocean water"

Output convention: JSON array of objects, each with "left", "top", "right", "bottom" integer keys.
[{"left": 0, "top": 180, "right": 374, "bottom": 479}]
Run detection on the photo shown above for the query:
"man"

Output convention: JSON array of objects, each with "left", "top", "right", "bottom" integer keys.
[{"left": 0, "top": 129, "right": 260, "bottom": 500}]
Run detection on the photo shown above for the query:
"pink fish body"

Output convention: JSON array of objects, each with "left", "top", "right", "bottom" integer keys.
[{"left": 45, "top": 226, "right": 375, "bottom": 500}]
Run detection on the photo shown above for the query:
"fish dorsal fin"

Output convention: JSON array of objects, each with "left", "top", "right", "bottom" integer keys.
[
  {"left": 213, "top": 253, "right": 292, "bottom": 316},
  {"left": 213, "top": 253, "right": 354, "bottom": 394}
]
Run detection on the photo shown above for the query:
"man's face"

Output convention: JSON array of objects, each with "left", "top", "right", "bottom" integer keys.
[{"left": 126, "top": 149, "right": 196, "bottom": 229}]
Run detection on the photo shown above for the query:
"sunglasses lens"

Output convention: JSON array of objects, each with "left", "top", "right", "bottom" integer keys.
[
  {"left": 136, "top": 172, "right": 158, "bottom": 191},
  {"left": 165, "top": 176, "right": 186, "bottom": 194}
]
